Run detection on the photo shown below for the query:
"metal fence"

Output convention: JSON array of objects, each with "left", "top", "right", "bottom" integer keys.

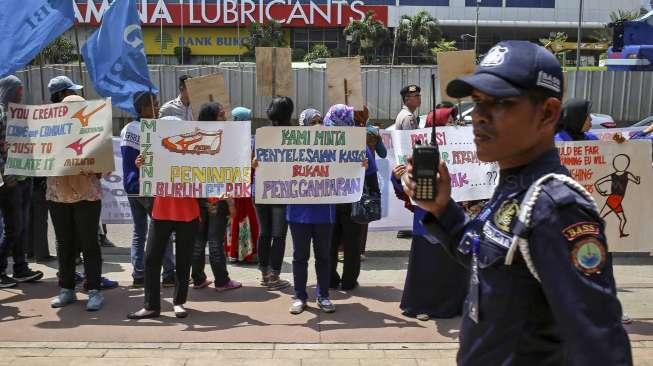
[{"left": 14, "top": 65, "right": 653, "bottom": 134}]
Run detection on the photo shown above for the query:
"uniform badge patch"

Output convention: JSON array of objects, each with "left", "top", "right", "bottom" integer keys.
[
  {"left": 562, "top": 222, "right": 600, "bottom": 241},
  {"left": 571, "top": 238, "right": 606, "bottom": 275},
  {"left": 493, "top": 199, "right": 519, "bottom": 232}
]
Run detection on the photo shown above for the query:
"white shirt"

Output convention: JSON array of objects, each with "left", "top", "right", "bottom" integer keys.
[
  {"left": 394, "top": 105, "right": 418, "bottom": 130},
  {"left": 159, "top": 96, "right": 193, "bottom": 121}
]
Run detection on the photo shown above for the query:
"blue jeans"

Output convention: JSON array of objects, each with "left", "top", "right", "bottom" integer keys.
[
  {"left": 192, "top": 201, "right": 230, "bottom": 287},
  {"left": 128, "top": 197, "right": 174, "bottom": 280},
  {"left": 290, "top": 223, "right": 333, "bottom": 302}
]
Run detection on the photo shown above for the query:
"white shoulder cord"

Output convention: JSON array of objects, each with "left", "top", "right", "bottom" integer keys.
[{"left": 504, "top": 173, "right": 597, "bottom": 282}]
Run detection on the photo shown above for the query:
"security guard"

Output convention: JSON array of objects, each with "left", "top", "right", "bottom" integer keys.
[
  {"left": 394, "top": 84, "right": 421, "bottom": 130},
  {"left": 403, "top": 41, "right": 632, "bottom": 365}
]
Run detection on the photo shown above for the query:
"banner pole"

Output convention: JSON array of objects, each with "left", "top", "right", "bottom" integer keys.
[{"left": 74, "top": 25, "right": 85, "bottom": 98}]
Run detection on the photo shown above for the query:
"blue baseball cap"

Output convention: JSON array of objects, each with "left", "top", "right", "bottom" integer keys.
[
  {"left": 447, "top": 41, "right": 563, "bottom": 100},
  {"left": 47, "top": 76, "right": 83, "bottom": 95}
]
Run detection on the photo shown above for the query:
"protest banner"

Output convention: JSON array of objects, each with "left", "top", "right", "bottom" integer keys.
[
  {"left": 391, "top": 126, "right": 499, "bottom": 202},
  {"left": 590, "top": 127, "right": 643, "bottom": 141},
  {"left": 557, "top": 139, "right": 653, "bottom": 252},
  {"left": 101, "top": 138, "right": 132, "bottom": 224},
  {"left": 186, "top": 73, "right": 231, "bottom": 120},
  {"left": 369, "top": 129, "right": 413, "bottom": 231},
  {"left": 139, "top": 119, "right": 252, "bottom": 198},
  {"left": 256, "top": 47, "right": 293, "bottom": 97},
  {"left": 326, "top": 58, "right": 364, "bottom": 110},
  {"left": 4, "top": 99, "right": 114, "bottom": 176},
  {"left": 254, "top": 126, "right": 367, "bottom": 204}
]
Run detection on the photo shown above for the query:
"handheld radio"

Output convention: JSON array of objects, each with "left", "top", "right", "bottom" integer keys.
[{"left": 411, "top": 74, "right": 440, "bottom": 201}]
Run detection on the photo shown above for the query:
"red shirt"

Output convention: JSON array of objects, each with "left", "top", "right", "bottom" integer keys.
[{"left": 151, "top": 197, "right": 199, "bottom": 222}]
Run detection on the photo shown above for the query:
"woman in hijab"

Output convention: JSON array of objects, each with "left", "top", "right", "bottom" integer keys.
[
  {"left": 225, "top": 106, "right": 259, "bottom": 264},
  {"left": 0, "top": 76, "right": 44, "bottom": 289},
  {"left": 325, "top": 104, "right": 371, "bottom": 291},
  {"left": 555, "top": 99, "right": 598, "bottom": 141}
]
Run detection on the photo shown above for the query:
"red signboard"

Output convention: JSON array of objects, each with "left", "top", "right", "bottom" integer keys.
[{"left": 74, "top": 1, "right": 388, "bottom": 27}]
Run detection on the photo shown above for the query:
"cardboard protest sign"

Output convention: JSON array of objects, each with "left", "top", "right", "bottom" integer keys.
[
  {"left": 254, "top": 126, "right": 367, "bottom": 204},
  {"left": 186, "top": 73, "right": 230, "bottom": 120},
  {"left": 140, "top": 119, "right": 252, "bottom": 198},
  {"left": 326, "top": 57, "right": 364, "bottom": 110},
  {"left": 557, "top": 140, "right": 653, "bottom": 252},
  {"left": 391, "top": 126, "right": 499, "bottom": 202},
  {"left": 101, "top": 138, "right": 132, "bottom": 224},
  {"left": 437, "top": 50, "right": 476, "bottom": 102},
  {"left": 256, "top": 47, "right": 293, "bottom": 97},
  {"left": 4, "top": 99, "right": 114, "bottom": 176},
  {"left": 590, "top": 127, "right": 643, "bottom": 141}
]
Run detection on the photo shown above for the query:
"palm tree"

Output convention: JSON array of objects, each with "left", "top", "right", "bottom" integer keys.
[
  {"left": 590, "top": 8, "right": 646, "bottom": 43},
  {"left": 344, "top": 11, "right": 390, "bottom": 64},
  {"left": 397, "top": 11, "right": 442, "bottom": 64},
  {"left": 242, "top": 20, "right": 286, "bottom": 56}
]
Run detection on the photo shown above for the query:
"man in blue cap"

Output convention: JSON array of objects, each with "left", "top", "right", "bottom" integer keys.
[{"left": 403, "top": 41, "right": 632, "bottom": 365}]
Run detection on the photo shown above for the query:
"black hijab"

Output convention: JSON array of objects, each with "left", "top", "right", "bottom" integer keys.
[{"left": 558, "top": 99, "right": 591, "bottom": 141}]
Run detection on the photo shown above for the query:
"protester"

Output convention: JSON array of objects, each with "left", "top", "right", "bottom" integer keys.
[
  {"left": 286, "top": 108, "right": 342, "bottom": 314},
  {"left": 128, "top": 155, "right": 199, "bottom": 319},
  {"left": 426, "top": 105, "right": 457, "bottom": 127},
  {"left": 47, "top": 79, "right": 107, "bottom": 310},
  {"left": 0, "top": 75, "right": 44, "bottom": 288},
  {"left": 159, "top": 75, "right": 193, "bottom": 120},
  {"left": 394, "top": 85, "right": 421, "bottom": 239},
  {"left": 326, "top": 104, "right": 368, "bottom": 291},
  {"left": 191, "top": 102, "right": 242, "bottom": 292},
  {"left": 226, "top": 106, "right": 259, "bottom": 263},
  {"left": 555, "top": 98, "right": 599, "bottom": 141},
  {"left": 354, "top": 106, "right": 385, "bottom": 260},
  {"left": 253, "top": 97, "right": 293, "bottom": 290},
  {"left": 27, "top": 177, "right": 53, "bottom": 261},
  {"left": 391, "top": 164, "right": 467, "bottom": 321},
  {"left": 404, "top": 41, "right": 631, "bottom": 365},
  {"left": 120, "top": 91, "right": 176, "bottom": 288}
]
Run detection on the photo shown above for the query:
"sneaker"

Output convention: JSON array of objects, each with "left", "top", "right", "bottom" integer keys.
[
  {"left": 132, "top": 278, "right": 145, "bottom": 288},
  {"left": 86, "top": 290, "right": 104, "bottom": 311},
  {"left": 289, "top": 299, "right": 307, "bottom": 315},
  {"left": 162, "top": 276, "right": 176, "bottom": 288},
  {"left": 73, "top": 272, "right": 85, "bottom": 284},
  {"left": 99, "top": 236, "right": 116, "bottom": 248},
  {"left": 51, "top": 288, "right": 77, "bottom": 308},
  {"left": 317, "top": 298, "right": 336, "bottom": 313},
  {"left": 215, "top": 280, "right": 242, "bottom": 292},
  {"left": 174, "top": 305, "right": 188, "bottom": 318},
  {"left": 0, "top": 274, "right": 18, "bottom": 288},
  {"left": 13, "top": 269, "right": 43, "bottom": 283},
  {"left": 338, "top": 251, "right": 344, "bottom": 262},
  {"left": 622, "top": 314, "right": 633, "bottom": 324},
  {"left": 267, "top": 273, "right": 290, "bottom": 291},
  {"left": 192, "top": 279, "right": 213, "bottom": 289},
  {"left": 259, "top": 271, "right": 270, "bottom": 286},
  {"left": 416, "top": 314, "right": 430, "bottom": 321},
  {"left": 100, "top": 277, "right": 118, "bottom": 290}
]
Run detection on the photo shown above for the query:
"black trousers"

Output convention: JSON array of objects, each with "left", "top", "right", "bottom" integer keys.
[
  {"left": 28, "top": 178, "right": 50, "bottom": 259},
  {"left": 330, "top": 203, "right": 364, "bottom": 289},
  {"left": 255, "top": 204, "right": 287, "bottom": 273},
  {"left": 144, "top": 219, "right": 198, "bottom": 311},
  {"left": 192, "top": 202, "right": 230, "bottom": 286},
  {"left": 0, "top": 179, "right": 32, "bottom": 275},
  {"left": 49, "top": 200, "right": 102, "bottom": 290}
]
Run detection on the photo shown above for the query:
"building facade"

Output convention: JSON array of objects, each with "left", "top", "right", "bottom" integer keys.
[{"left": 70, "top": 0, "right": 645, "bottom": 64}]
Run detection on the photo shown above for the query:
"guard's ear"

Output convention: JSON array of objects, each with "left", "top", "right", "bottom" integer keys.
[{"left": 539, "top": 97, "right": 562, "bottom": 132}]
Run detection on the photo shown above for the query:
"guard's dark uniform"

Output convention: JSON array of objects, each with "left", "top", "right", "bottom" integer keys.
[{"left": 422, "top": 149, "right": 632, "bottom": 365}]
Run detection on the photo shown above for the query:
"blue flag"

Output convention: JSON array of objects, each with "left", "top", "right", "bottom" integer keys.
[
  {"left": 82, "top": 0, "right": 158, "bottom": 116},
  {"left": 0, "top": 0, "right": 75, "bottom": 77}
]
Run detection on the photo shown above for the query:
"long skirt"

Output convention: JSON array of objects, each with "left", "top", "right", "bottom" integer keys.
[
  {"left": 400, "top": 235, "right": 468, "bottom": 318},
  {"left": 226, "top": 197, "right": 259, "bottom": 263}
]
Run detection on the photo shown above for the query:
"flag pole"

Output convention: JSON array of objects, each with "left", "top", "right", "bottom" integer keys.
[
  {"left": 180, "top": 0, "right": 185, "bottom": 65},
  {"left": 74, "top": 25, "right": 86, "bottom": 98}
]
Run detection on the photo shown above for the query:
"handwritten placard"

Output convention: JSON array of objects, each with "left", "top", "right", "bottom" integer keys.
[{"left": 254, "top": 126, "right": 367, "bottom": 204}]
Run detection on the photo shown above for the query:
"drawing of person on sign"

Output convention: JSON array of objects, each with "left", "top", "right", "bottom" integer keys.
[{"left": 594, "top": 154, "right": 641, "bottom": 238}]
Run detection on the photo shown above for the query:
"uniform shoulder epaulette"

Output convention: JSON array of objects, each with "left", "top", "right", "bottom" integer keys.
[{"left": 505, "top": 173, "right": 597, "bottom": 282}]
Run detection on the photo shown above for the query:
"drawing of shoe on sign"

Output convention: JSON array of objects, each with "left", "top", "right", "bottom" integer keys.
[{"left": 162, "top": 128, "right": 223, "bottom": 155}]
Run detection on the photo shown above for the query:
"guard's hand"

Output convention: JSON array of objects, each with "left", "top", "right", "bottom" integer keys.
[
  {"left": 403, "top": 157, "right": 452, "bottom": 217},
  {"left": 251, "top": 157, "right": 259, "bottom": 169},
  {"left": 135, "top": 155, "right": 144, "bottom": 168},
  {"left": 392, "top": 164, "right": 406, "bottom": 180}
]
